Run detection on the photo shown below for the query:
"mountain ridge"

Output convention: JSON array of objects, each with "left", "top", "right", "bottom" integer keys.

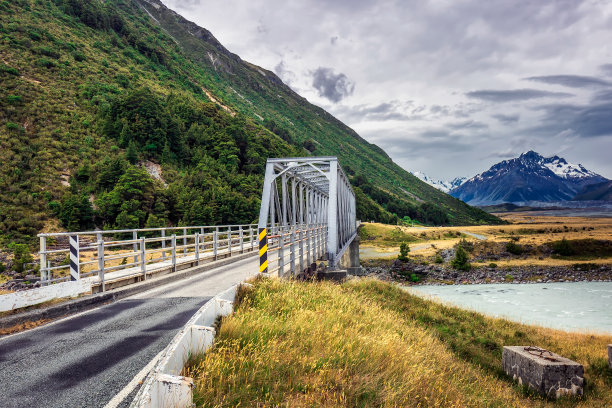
[{"left": 450, "top": 151, "right": 608, "bottom": 205}]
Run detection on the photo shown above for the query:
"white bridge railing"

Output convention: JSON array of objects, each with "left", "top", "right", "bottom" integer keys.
[
  {"left": 262, "top": 224, "right": 327, "bottom": 278},
  {"left": 38, "top": 224, "right": 257, "bottom": 291}
]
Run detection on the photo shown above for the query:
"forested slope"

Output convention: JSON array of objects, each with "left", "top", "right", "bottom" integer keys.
[{"left": 0, "top": 0, "right": 500, "bottom": 245}]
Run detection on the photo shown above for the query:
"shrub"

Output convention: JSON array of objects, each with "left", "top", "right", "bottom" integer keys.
[
  {"left": 455, "top": 238, "right": 474, "bottom": 253},
  {"left": 553, "top": 237, "right": 575, "bottom": 256},
  {"left": 505, "top": 241, "right": 523, "bottom": 255},
  {"left": 0, "top": 64, "right": 19, "bottom": 75},
  {"left": 410, "top": 273, "right": 419, "bottom": 282},
  {"left": 504, "top": 274, "right": 513, "bottom": 282},
  {"left": 398, "top": 242, "right": 410, "bottom": 262},
  {"left": 73, "top": 51, "right": 87, "bottom": 62},
  {"left": 434, "top": 254, "right": 443, "bottom": 264},
  {"left": 488, "top": 263, "right": 497, "bottom": 269},
  {"left": 11, "top": 243, "right": 33, "bottom": 274},
  {"left": 7, "top": 95, "right": 22, "bottom": 104},
  {"left": 451, "top": 246, "right": 471, "bottom": 271},
  {"left": 37, "top": 57, "right": 56, "bottom": 68}
]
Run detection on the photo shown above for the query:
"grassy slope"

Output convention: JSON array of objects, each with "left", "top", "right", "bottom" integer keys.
[
  {"left": 0, "top": 0, "right": 498, "bottom": 248},
  {"left": 136, "top": 0, "right": 501, "bottom": 226},
  {"left": 185, "top": 278, "right": 612, "bottom": 407}
]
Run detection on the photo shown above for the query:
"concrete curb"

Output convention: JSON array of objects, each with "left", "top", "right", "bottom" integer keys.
[
  {"left": 0, "top": 251, "right": 256, "bottom": 331},
  {"left": 129, "top": 283, "right": 248, "bottom": 407}
]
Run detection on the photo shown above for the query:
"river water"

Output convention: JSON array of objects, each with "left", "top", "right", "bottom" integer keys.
[{"left": 408, "top": 282, "right": 612, "bottom": 334}]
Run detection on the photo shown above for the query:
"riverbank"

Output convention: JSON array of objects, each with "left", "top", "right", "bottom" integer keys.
[
  {"left": 362, "top": 260, "right": 612, "bottom": 285},
  {"left": 184, "top": 278, "right": 612, "bottom": 407}
]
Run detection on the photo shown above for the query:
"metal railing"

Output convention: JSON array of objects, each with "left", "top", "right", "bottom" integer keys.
[
  {"left": 38, "top": 224, "right": 258, "bottom": 291},
  {"left": 263, "top": 224, "right": 327, "bottom": 278}
]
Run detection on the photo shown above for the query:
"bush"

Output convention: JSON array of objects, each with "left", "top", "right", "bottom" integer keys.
[
  {"left": 410, "top": 273, "right": 419, "bottom": 283},
  {"left": 398, "top": 242, "right": 410, "bottom": 262},
  {"left": 434, "top": 254, "right": 443, "bottom": 264},
  {"left": 73, "top": 51, "right": 86, "bottom": 62},
  {"left": 455, "top": 238, "right": 474, "bottom": 253},
  {"left": 504, "top": 274, "right": 513, "bottom": 282},
  {"left": 0, "top": 64, "right": 20, "bottom": 76},
  {"left": 553, "top": 237, "right": 575, "bottom": 256},
  {"left": 488, "top": 263, "right": 497, "bottom": 269},
  {"left": 11, "top": 243, "right": 33, "bottom": 274},
  {"left": 37, "top": 57, "right": 56, "bottom": 68},
  {"left": 451, "top": 246, "right": 471, "bottom": 271},
  {"left": 505, "top": 241, "right": 523, "bottom": 255}
]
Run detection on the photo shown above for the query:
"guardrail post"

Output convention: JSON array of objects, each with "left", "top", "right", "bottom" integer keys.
[
  {"left": 195, "top": 232, "right": 200, "bottom": 264},
  {"left": 200, "top": 227, "right": 204, "bottom": 253},
  {"left": 39, "top": 236, "right": 47, "bottom": 283},
  {"left": 183, "top": 228, "right": 187, "bottom": 255},
  {"left": 132, "top": 231, "right": 138, "bottom": 265},
  {"left": 250, "top": 226, "right": 254, "bottom": 250},
  {"left": 171, "top": 234, "right": 177, "bottom": 272},
  {"left": 213, "top": 228, "right": 218, "bottom": 260},
  {"left": 239, "top": 226, "right": 244, "bottom": 253},
  {"left": 69, "top": 235, "right": 80, "bottom": 281},
  {"left": 97, "top": 233, "right": 105, "bottom": 292},
  {"left": 279, "top": 230, "right": 284, "bottom": 277},
  {"left": 290, "top": 231, "right": 295, "bottom": 277},
  {"left": 299, "top": 228, "right": 304, "bottom": 273},
  {"left": 314, "top": 226, "right": 319, "bottom": 260},
  {"left": 306, "top": 227, "right": 311, "bottom": 266},
  {"left": 161, "top": 229, "right": 166, "bottom": 261},
  {"left": 228, "top": 227, "right": 232, "bottom": 256},
  {"left": 140, "top": 237, "right": 146, "bottom": 279}
]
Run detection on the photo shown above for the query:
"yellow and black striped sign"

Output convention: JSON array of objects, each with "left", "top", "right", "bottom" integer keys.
[{"left": 258, "top": 228, "right": 268, "bottom": 273}]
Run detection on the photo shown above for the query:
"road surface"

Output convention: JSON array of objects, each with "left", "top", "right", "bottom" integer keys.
[{"left": 0, "top": 255, "right": 258, "bottom": 408}]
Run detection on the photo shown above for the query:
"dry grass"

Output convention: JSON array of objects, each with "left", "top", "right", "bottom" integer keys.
[
  {"left": 360, "top": 216, "right": 612, "bottom": 267},
  {"left": 184, "top": 278, "right": 612, "bottom": 407}
]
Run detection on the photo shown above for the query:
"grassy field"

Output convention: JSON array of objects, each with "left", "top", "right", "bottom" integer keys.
[
  {"left": 184, "top": 278, "right": 612, "bottom": 407},
  {"left": 359, "top": 214, "right": 612, "bottom": 267}
]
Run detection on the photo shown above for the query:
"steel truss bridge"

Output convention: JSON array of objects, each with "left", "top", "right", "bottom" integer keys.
[{"left": 257, "top": 157, "right": 358, "bottom": 277}]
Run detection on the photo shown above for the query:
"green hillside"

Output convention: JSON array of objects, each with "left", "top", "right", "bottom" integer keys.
[{"left": 0, "top": 0, "right": 500, "bottom": 245}]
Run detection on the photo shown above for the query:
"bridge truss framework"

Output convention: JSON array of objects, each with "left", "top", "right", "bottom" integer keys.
[{"left": 257, "top": 157, "right": 357, "bottom": 275}]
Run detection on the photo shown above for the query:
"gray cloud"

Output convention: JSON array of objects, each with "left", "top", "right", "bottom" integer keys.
[
  {"left": 525, "top": 75, "right": 612, "bottom": 88},
  {"left": 311, "top": 67, "right": 355, "bottom": 103},
  {"left": 330, "top": 36, "right": 338, "bottom": 45},
  {"left": 274, "top": 60, "right": 296, "bottom": 85},
  {"left": 535, "top": 101, "right": 612, "bottom": 138},
  {"left": 600, "top": 64, "right": 612, "bottom": 77},
  {"left": 447, "top": 120, "right": 488, "bottom": 130},
  {"left": 466, "top": 89, "right": 573, "bottom": 102},
  {"left": 492, "top": 113, "right": 520, "bottom": 124}
]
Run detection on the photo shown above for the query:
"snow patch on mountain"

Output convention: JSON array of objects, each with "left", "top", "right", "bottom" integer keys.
[{"left": 411, "top": 171, "right": 466, "bottom": 193}]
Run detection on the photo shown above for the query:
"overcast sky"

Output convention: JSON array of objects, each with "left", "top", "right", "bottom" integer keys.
[{"left": 162, "top": 0, "right": 612, "bottom": 181}]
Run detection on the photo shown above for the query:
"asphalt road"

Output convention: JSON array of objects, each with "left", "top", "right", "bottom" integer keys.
[{"left": 0, "top": 255, "right": 258, "bottom": 408}]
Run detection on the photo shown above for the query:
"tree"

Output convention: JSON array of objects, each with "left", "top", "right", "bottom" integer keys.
[
  {"left": 451, "top": 246, "right": 471, "bottom": 271},
  {"left": 126, "top": 140, "right": 138, "bottom": 164},
  {"left": 398, "top": 242, "right": 410, "bottom": 262}
]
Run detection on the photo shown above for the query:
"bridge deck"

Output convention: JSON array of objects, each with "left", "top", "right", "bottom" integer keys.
[{"left": 0, "top": 256, "right": 258, "bottom": 408}]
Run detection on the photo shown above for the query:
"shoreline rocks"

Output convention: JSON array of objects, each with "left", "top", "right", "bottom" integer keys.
[{"left": 362, "top": 260, "right": 612, "bottom": 285}]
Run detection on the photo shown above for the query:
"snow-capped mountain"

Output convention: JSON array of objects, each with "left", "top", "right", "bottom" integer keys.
[
  {"left": 411, "top": 171, "right": 466, "bottom": 193},
  {"left": 450, "top": 151, "right": 608, "bottom": 205}
]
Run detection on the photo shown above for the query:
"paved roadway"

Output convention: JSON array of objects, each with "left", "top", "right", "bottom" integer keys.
[{"left": 0, "top": 255, "right": 258, "bottom": 408}]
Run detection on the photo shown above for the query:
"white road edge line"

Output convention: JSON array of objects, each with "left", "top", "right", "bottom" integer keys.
[{"left": 104, "top": 350, "right": 164, "bottom": 408}]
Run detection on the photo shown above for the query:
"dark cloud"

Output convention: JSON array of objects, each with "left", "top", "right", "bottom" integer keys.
[
  {"left": 592, "top": 90, "right": 612, "bottom": 103},
  {"left": 466, "top": 89, "right": 573, "bottom": 102},
  {"left": 311, "top": 67, "right": 355, "bottom": 103},
  {"left": 600, "top": 64, "right": 612, "bottom": 77},
  {"left": 492, "top": 113, "right": 520, "bottom": 124},
  {"left": 525, "top": 75, "right": 612, "bottom": 88},
  {"left": 447, "top": 120, "right": 488, "bottom": 130},
  {"left": 535, "top": 101, "right": 612, "bottom": 138},
  {"left": 331, "top": 101, "right": 424, "bottom": 122},
  {"left": 330, "top": 36, "right": 338, "bottom": 45}
]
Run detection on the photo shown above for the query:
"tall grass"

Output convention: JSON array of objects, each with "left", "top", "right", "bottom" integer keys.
[{"left": 183, "top": 277, "right": 612, "bottom": 407}]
